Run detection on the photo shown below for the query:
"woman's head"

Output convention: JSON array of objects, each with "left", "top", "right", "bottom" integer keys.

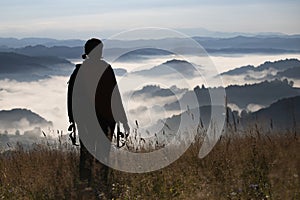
[{"left": 82, "top": 38, "right": 103, "bottom": 59}]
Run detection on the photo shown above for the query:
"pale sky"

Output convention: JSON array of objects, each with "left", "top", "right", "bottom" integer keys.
[{"left": 0, "top": 0, "right": 299, "bottom": 39}]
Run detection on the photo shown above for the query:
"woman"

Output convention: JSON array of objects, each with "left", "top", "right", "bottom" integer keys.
[{"left": 67, "top": 38, "right": 129, "bottom": 197}]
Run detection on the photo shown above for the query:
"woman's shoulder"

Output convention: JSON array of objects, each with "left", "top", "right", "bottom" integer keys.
[
  {"left": 100, "top": 59, "right": 110, "bottom": 67},
  {"left": 82, "top": 58, "right": 110, "bottom": 66}
]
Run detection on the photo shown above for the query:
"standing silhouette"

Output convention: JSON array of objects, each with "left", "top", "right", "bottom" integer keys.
[{"left": 67, "top": 38, "right": 129, "bottom": 198}]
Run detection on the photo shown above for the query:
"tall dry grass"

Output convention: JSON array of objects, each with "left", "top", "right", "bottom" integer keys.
[{"left": 0, "top": 130, "right": 299, "bottom": 199}]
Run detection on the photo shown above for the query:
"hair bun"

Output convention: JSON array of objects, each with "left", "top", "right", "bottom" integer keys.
[{"left": 82, "top": 53, "right": 87, "bottom": 59}]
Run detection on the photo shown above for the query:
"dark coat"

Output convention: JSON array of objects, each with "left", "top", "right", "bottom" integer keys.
[{"left": 67, "top": 62, "right": 127, "bottom": 133}]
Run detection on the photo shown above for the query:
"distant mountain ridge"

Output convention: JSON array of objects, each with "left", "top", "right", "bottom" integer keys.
[
  {"left": 1, "top": 35, "right": 300, "bottom": 55},
  {"left": 162, "top": 95, "right": 300, "bottom": 134},
  {"left": 194, "top": 35, "right": 300, "bottom": 50},
  {"left": 0, "top": 108, "right": 55, "bottom": 150},
  {"left": 164, "top": 79, "right": 300, "bottom": 111},
  {"left": 131, "top": 85, "right": 187, "bottom": 99},
  {"left": 115, "top": 48, "right": 173, "bottom": 61},
  {"left": 276, "top": 67, "right": 300, "bottom": 79},
  {"left": 0, "top": 52, "right": 73, "bottom": 81},
  {"left": 0, "top": 45, "right": 82, "bottom": 59},
  {"left": 0, "top": 37, "right": 84, "bottom": 48},
  {"left": 0, "top": 108, "right": 52, "bottom": 130},
  {"left": 240, "top": 96, "right": 300, "bottom": 131},
  {"left": 221, "top": 58, "right": 300, "bottom": 76},
  {"left": 132, "top": 59, "right": 199, "bottom": 77}
]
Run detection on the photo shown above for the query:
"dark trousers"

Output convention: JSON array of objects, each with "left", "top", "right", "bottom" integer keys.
[{"left": 79, "top": 120, "right": 115, "bottom": 196}]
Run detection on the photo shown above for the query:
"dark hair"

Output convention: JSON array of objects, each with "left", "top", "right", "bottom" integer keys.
[{"left": 82, "top": 38, "right": 102, "bottom": 59}]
